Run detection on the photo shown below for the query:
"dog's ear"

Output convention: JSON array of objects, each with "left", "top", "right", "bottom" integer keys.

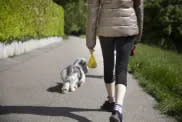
[{"left": 81, "top": 61, "right": 88, "bottom": 74}]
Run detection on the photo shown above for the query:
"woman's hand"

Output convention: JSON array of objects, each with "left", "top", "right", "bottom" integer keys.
[
  {"left": 130, "top": 44, "right": 136, "bottom": 56},
  {"left": 89, "top": 49, "right": 95, "bottom": 54}
]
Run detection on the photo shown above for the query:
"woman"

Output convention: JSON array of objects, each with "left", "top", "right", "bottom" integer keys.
[{"left": 86, "top": 0, "right": 144, "bottom": 122}]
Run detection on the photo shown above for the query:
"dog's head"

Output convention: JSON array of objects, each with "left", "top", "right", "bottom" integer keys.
[{"left": 73, "top": 58, "right": 88, "bottom": 74}]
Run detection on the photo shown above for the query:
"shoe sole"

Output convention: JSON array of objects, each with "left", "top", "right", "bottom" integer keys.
[
  {"left": 100, "top": 106, "right": 113, "bottom": 112},
  {"left": 110, "top": 116, "right": 120, "bottom": 122},
  {"left": 100, "top": 108, "right": 113, "bottom": 112}
]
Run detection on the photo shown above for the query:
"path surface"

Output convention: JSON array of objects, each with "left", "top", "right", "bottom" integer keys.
[{"left": 0, "top": 36, "right": 176, "bottom": 122}]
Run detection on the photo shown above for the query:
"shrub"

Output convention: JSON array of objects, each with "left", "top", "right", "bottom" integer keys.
[
  {"left": 0, "top": 0, "right": 64, "bottom": 43},
  {"left": 143, "top": 0, "right": 182, "bottom": 53},
  {"left": 54, "top": 0, "right": 87, "bottom": 35}
]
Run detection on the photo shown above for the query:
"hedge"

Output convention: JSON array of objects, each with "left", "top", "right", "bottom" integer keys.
[{"left": 0, "top": 0, "right": 64, "bottom": 43}]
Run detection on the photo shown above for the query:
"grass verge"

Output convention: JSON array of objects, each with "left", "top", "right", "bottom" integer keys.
[{"left": 129, "top": 44, "right": 182, "bottom": 121}]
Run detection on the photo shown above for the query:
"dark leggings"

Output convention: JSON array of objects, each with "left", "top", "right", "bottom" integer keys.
[{"left": 99, "top": 36, "right": 134, "bottom": 86}]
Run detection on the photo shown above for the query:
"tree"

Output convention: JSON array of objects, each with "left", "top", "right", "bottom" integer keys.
[
  {"left": 52, "top": 0, "right": 88, "bottom": 35},
  {"left": 143, "top": 0, "right": 182, "bottom": 53}
]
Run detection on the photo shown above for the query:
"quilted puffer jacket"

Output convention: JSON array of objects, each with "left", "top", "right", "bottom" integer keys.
[{"left": 86, "top": 0, "right": 144, "bottom": 49}]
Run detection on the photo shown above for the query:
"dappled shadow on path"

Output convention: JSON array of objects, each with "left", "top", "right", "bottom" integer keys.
[{"left": 0, "top": 105, "right": 102, "bottom": 122}]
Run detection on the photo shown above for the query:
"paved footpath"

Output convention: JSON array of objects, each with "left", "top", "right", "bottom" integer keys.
[{"left": 0, "top": 36, "right": 176, "bottom": 122}]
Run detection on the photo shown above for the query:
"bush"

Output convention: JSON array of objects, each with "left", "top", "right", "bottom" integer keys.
[
  {"left": 0, "top": 0, "right": 64, "bottom": 43},
  {"left": 143, "top": 0, "right": 182, "bottom": 53},
  {"left": 129, "top": 44, "right": 182, "bottom": 121},
  {"left": 55, "top": 0, "right": 87, "bottom": 35}
]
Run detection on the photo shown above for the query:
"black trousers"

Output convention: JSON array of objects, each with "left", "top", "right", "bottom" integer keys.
[{"left": 99, "top": 36, "right": 134, "bottom": 86}]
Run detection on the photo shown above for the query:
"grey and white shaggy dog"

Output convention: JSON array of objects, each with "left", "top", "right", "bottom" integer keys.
[{"left": 60, "top": 58, "right": 88, "bottom": 93}]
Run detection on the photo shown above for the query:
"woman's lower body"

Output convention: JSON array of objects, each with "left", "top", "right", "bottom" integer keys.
[{"left": 99, "top": 36, "right": 134, "bottom": 122}]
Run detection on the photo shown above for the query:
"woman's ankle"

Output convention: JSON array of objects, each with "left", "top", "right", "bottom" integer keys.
[{"left": 108, "top": 96, "right": 115, "bottom": 103}]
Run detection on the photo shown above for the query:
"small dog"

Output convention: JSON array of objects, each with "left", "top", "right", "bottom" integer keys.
[{"left": 60, "top": 58, "right": 88, "bottom": 93}]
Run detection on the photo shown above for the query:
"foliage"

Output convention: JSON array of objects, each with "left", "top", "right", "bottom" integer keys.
[
  {"left": 143, "top": 0, "right": 182, "bottom": 53},
  {"left": 129, "top": 44, "right": 182, "bottom": 121},
  {"left": 0, "top": 0, "right": 64, "bottom": 43},
  {"left": 54, "top": 0, "right": 88, "bottom": 35}
]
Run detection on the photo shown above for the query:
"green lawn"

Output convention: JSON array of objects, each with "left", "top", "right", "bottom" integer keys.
[{"left": 129, "top": 44, "right": 182, "bottom": 121}]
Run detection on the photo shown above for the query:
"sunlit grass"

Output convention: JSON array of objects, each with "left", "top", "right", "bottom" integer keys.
[{"left": 129, "top": 44, "right": 182, "bottom": 121}]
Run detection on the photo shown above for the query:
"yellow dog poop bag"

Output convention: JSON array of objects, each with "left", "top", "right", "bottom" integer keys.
[{"left": 88, "top": 52, "right": 97, "bottom": 68}]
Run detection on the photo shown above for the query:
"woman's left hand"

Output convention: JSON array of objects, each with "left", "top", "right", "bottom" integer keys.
[{"left": 130, "top": 44, "right": 136, "bottom": 56}]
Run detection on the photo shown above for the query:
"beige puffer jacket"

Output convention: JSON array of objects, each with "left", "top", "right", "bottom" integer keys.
[{"left": 86, "top": 0, "right": 144, "bottom": 49}]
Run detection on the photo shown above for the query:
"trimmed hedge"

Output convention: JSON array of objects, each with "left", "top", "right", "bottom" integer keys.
[
  {"left": 0, "top": 0, "right": 64, "bottom": 43},
  {"left": 129, "top": 44, "right": 182, "bottom": 121}
]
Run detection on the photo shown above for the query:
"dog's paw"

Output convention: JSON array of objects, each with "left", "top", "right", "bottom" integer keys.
[
  {"left": 78, "top": 80, "right": 85, "bottom": 87},
  {"left": 61, "top": 82, "right": 69, "bottom": 94},
  {"left": 77, "top": 82, "right": 83, "bottom": 87},
  {"left": 70, "top": 87, "right": 76, "bottom": 92},
  {"left": 69, "top": 81, "right": 78, "bottom": 92},
  {"left": 61, "top": 89, "right": 69, "bottom": 94}
]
